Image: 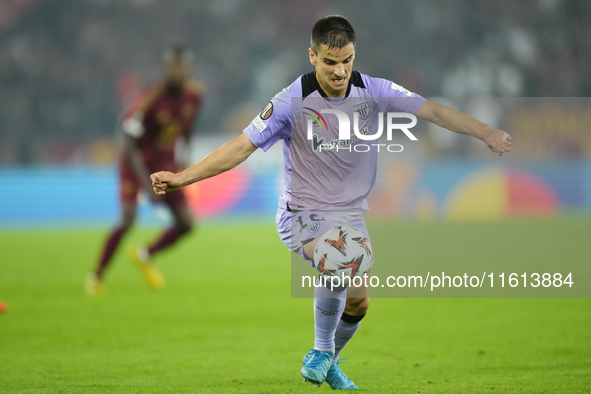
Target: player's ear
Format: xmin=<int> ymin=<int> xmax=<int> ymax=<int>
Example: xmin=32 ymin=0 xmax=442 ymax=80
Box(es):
xmin=309 ymin=48 xmax=317 ymax=66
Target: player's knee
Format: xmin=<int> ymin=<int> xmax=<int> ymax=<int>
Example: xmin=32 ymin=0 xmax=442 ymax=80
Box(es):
xmin=176 ymin=218 xmax=193 ymax=234
xmin=344 ymin=297 xmax=369 ymax=316
xmin=119 ymin=222 xmax=134 ymax=233
xmin=119 ymin=215 xmax=136 ymax=231
xmin=119 ymin=205 xmax=137 ymax=231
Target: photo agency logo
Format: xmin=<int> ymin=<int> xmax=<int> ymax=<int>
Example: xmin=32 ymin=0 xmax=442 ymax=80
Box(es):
xmin=304 ymin=107 xmax=418 ymax=153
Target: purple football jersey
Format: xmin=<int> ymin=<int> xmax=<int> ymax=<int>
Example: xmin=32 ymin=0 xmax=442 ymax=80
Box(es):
xmin=243 ymin=71 xmax=425 ymax=213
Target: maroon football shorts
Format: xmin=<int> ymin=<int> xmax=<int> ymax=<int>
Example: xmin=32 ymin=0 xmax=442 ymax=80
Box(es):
xmin=118 ymin=162 xmax=187 ymax=207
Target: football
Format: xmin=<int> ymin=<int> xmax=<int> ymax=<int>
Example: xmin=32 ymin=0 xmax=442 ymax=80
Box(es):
xmin=314 ymin=226 xmax=373 ymax=279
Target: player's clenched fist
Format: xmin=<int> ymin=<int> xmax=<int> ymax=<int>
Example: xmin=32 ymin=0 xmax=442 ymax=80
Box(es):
xmin=483 ymin=128 xmax=512 ymax=156
xmin=150 ymin=171 xmax=184 ymax=195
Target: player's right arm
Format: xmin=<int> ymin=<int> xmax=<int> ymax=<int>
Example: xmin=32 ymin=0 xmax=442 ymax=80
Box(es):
xmin=152 ymin=78 xmax=297 ymax=195
xmin=151 ymin=133 xmax=257 ymax=195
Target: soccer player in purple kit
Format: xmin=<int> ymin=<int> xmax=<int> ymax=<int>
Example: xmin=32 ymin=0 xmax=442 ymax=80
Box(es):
xmin=150 ymin=16 xmax=512 ymax=390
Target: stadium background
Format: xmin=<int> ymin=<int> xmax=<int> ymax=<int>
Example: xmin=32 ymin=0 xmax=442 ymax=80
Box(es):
xmin=1 ymin=1 xmax=590 ymax=393
xmin=1 ymin=0 xmax=591 ymax=226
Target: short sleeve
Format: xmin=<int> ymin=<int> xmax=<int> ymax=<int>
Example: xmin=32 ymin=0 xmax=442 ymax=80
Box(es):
xmin=121 ymin=88 xmax=150 ymax=139
xmin=361 ymin=74 xmax=426 ymax=115
xmin=243 ymin=78 xmax=301 ymax=152
xmin=122 ymin=114 xmax=144 ymax=138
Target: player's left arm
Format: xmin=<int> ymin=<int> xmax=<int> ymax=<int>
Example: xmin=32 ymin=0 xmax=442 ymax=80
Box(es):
xmin=151 ymin=133 xmax=258 ymax=195
xmin=415 ymin=100 xmax=512 ymax=156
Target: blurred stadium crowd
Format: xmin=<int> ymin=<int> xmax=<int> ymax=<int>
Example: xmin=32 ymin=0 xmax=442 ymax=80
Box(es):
xmin=1 ymin=0 xmax=590 ymax=164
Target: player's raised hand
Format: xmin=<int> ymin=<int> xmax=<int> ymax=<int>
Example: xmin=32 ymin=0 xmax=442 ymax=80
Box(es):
xmin=150 ymin=171 xmax=184 ymax=195
xmin=483 ymin=128 xmax=512 ymax=156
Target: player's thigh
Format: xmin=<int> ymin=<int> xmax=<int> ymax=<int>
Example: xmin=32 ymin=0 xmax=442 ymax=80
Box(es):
xmin=118 ymin=165 xmax=140 ymax=205
xmin=346 ymin=267 xmax=372 ymax=299
xmin=302 ymin=233 xmax=324 ymax=261
xmin=117 ymin=167 xmax=138 ymax=229
xmin=119 ymin=202 xmax=137 ymax=229
xmin=298 ymin=214 xmax=353 ymax=260
xmin=277 ymin=210 xmax=333 ymax=264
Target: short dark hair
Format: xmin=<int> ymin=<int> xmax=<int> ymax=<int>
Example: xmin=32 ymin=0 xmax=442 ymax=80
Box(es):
xmin=310 ymin=15 xmax=356 ymax=53
xmin=163 ymin=46 xmax=194 ymax=64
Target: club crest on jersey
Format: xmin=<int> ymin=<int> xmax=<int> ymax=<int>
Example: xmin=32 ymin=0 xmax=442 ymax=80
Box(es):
xmin=353 ymin=102 xmax=369 ymax=120
xmin=260 ymin=101 xmax=273 ymax=120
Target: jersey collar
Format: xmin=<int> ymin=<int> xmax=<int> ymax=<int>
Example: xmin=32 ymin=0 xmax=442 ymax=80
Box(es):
xmin=313 ymin=71 xmax=354 ymax=99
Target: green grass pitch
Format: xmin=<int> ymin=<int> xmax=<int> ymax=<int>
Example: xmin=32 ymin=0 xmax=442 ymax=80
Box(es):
xmin=0 ymin=217 xmax=590 ymax=393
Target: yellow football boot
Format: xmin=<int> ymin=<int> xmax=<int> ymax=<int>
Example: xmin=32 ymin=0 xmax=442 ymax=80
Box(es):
xmin=130 ymin=246 xmax=165 ymax=290
xmin=85 ymin=273 xmax=107 ymax=297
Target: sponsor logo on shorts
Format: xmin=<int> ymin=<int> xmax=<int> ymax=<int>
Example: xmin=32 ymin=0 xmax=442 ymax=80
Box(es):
xmin=308 ymin=222 xmax=321 ymax=233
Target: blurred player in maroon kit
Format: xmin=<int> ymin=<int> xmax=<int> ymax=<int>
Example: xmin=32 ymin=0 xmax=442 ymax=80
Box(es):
xmin=86 ymin=47 xmax=204 ymax=296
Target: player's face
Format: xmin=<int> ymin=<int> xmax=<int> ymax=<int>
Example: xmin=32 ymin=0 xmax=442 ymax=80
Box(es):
xmin=309 ymin=43 xmax=355 ymax=98
xmin=164 ymin=59 xmax=191 ymax=87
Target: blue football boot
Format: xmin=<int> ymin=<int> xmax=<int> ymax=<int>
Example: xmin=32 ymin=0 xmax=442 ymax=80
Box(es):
xmin=325 ymin=359 xmax=359 ymax=390
xmin=301 ymin=349 xmax=334 ymax=386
